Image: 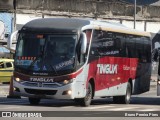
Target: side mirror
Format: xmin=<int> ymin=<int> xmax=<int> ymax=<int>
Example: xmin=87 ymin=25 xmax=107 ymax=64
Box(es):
xmin=81 ymin=32 xmax=87 ymax=54
xmin=7 ymin=30 xmax=18 ymax=49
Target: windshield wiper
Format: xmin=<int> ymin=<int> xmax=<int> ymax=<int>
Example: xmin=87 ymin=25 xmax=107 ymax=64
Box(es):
xmin=48 ymin=63 xmax=59 ymax=76
xmin=27 ymin=55 xmax=42 ymax=71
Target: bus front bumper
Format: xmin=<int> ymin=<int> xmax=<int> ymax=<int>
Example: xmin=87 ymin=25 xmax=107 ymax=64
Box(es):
xmin=13 ymin=80 xmax=77 ymax=99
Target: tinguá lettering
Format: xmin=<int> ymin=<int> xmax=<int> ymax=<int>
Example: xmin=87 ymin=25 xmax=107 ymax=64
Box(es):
xmin=97 ymin=64 xmax=118 ymax=74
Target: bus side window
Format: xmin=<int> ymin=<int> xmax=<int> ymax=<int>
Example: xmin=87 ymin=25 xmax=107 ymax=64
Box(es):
xmin=91 ymin=30 xmax=117 ymax=57
xmin=76 ymin=33 xmax=86 ymax=67
xmin=90 ymin=30 xmax=102 ymax=56
xmin=84 ymin=29 xmax=92 ymax=56
xmin=135 ymin=37 xmax=145 ymax=62
xmin=147 ymin=39 xmax=151 ymax=62
xmin=126 ymin=36 xmax=136 ymax=58
xmin=114 ymin=33 xmax=126 ymax=57
xmin=16 ymin=36 xmax=23 ymax=56
xmin=143 ymin=37 xmax=151 ymax=63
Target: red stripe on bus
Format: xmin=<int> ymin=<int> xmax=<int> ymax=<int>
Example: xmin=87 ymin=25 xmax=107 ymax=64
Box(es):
xmin=87 ymin=56 xmax=138 ymax=91
xmin=14 ymin=68 xmax=83 ymax=82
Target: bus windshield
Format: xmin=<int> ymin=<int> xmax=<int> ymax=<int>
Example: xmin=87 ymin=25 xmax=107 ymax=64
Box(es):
xmin=15 ymin=33 xmax=77 ymax=75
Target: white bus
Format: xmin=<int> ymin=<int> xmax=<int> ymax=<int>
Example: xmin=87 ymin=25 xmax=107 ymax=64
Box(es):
xmin=11 ymin=18 xmax=151 ymax=106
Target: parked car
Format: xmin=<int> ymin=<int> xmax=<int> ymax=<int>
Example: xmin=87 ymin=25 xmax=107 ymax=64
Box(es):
xmin=0 ymin=59 xmax=14 ymax=83
xmin=0 ymin=46 xmax=11 ymax=58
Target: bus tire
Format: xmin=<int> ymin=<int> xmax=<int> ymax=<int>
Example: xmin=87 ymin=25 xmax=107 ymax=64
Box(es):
xmin=123 ymin=82 xmax=132 ymax=104
xmin=113 ymin=82 xmax=131 ymax=104
xmin=77 ymin=82 xmax=92 ymax=107
xmin=82 ymin=82 xmax=92 ymax=106
xmin=28 ymin=97 xmax=40 ymax=105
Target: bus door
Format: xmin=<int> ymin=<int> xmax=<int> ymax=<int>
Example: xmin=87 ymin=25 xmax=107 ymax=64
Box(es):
xmin=88 ymin=30 xmax=107 ymax=94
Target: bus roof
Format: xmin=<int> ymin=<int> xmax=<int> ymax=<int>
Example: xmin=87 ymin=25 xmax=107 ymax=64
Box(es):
xmin=20 ymin=18 xmax=150 ymax=37
xmin=91 ymin=20 xmax=150 ymax=37
xmin=21 ymin=18 xmax=90 ymax=33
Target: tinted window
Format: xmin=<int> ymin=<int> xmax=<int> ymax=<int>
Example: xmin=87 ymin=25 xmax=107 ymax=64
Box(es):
xmin=125 ymin=36 xmax=136 ymax=58
xmin=135 ymin=36 xmax=144 ymax=60
xmin=91 ymin=30 xmax=120 ymax=57
xmin=115 ymin=33 xmax=126 ymax=57
xmin=6 ymin=62 xmax=12 ymax=68
xmin=0 ymin=62 xmax=4 ymax=68
xmin=91 ymin=30 xmax=150 ymax=60
xmin=143 ymin=37 xmax=151 ymax=62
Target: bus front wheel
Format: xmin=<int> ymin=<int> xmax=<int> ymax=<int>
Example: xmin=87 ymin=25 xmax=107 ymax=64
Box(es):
xmin=28 ymin=97 xmax=41 ymax=105
xmin=75 ymin=82 xmax=92 ymax=107
xmin=113 ymin=82 xmax=131 ymax=104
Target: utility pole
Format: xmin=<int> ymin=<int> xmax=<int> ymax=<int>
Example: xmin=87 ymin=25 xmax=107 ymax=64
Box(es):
xmin=13 ymin=0 xmax=16 ymax=31
xmin=134 ymin=0 xmax=136 ymax=29
xmin=42 ymin=0 xmax=44 ymax=18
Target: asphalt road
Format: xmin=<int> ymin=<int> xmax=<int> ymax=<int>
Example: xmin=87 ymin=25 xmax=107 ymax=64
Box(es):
xmin=0 ymin=82 xmax=160 ymax=120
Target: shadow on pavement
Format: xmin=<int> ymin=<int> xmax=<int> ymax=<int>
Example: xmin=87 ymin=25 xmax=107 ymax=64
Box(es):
xmin=0 ymin=96 xmax=160 ymax=107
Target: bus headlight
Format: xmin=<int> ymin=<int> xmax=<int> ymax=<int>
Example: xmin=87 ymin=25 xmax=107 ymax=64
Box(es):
xmin=63 ymin=80 xmax=70 ymax=84
xmin=62 ymin=90 xmax=72 ymax=95
xmin=67 ymin=90 xmax=72 ymax=95
xmin=158 ymin=81 xmax=160 ymax=85
xmin=15 ymin=77 xmax=21 ymax=82
xmin=63 ymin=79 xmax=74 ymax=85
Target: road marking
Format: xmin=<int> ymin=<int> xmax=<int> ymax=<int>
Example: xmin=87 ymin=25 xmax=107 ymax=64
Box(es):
xmin=0 ymin=100 xmax=28 ymax=104
xmin=82 ymin=111 xmax=112 ymax=116
xmin=0 ymin=106 xmax=21 ymax=110
xmin=108 ymin=107 xmax=139 ymax=111
xmin=60 ymin=106 xmax=75 ymax=108
xmin=138 ymin=109 xmax=159 ymax=111
xmin=82 ymin=105 xmax=115 ymax=110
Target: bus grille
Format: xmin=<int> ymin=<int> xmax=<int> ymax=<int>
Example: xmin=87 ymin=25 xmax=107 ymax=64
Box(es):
xmin=22 ymin=82 xmax=61 ymax=88
xmin=43 ymin=83 xmax=60 ymax=88
xmin=23 ymin=82 xmax=38 ymax=87
xmin=24 ymin=88 xmax=57 ymax=95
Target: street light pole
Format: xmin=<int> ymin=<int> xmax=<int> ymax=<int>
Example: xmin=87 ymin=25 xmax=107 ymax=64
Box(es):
xmin=42 ymin=0 xmax=44 ymax=18
xmin=13 ymin=0 xmax=17 ymax=31
xmin=134 ymin=0 xmax=136 ymax=29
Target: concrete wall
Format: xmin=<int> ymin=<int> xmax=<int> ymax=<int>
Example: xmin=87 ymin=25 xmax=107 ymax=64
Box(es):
xmin=0 ymin=0 xmax=14 ymax=11
xmin=15 ymin=0 xmax=160 ymax=20
xmin=15 ymin=0 xmax=160 ymax=34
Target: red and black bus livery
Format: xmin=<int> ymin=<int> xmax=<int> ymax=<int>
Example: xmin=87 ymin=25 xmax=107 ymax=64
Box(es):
xmin=11 ymin=18 xmax=151 ymax=106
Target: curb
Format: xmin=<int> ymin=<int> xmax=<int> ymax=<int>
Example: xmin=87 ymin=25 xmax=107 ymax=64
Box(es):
xmin=0 ymin=85 xmax=9 ymax=97
xmin=0 ymin=85 xmax=21 ymax=98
